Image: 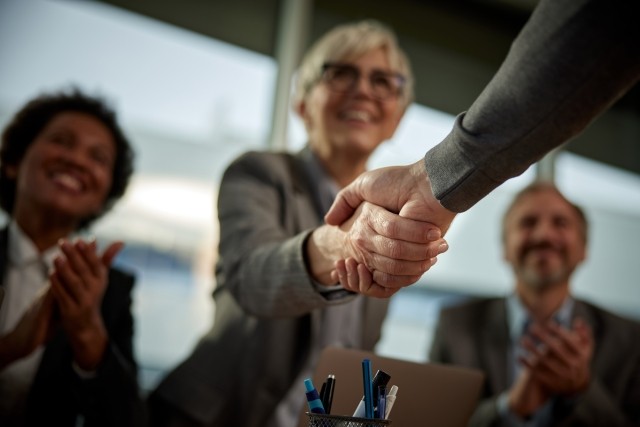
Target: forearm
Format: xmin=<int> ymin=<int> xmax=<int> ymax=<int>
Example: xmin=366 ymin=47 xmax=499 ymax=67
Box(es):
xmin=76 ymin=296 xmax=144 ymax=427
xmin=425 ymin=0 xmax=640 ymax=213
xmin=222 ymin=231 xmax=340 ymax=317
xmin=68 ymin=318 xmax=108 ymax=371
xmin=75 ymin=342 xmax=145 ymax=427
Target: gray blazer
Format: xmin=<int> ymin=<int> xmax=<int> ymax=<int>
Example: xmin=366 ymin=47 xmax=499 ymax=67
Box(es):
xmin=430 ymin=297 xmax=640 ymax=427
xmin=148 ymin=149 xmax=389 ymax=427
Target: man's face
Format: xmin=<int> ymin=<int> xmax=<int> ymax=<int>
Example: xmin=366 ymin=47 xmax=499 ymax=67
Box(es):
xmin=503 ymin=188 xmax=587 ymax=290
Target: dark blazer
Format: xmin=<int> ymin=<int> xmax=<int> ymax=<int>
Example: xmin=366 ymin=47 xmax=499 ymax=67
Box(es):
xmin=148 ymin=149 xmax=389 ymax=427
xmin=430 ymin=297 xmax=640 ymax=427
xmin=0 ymin=228 xmax=146 ymax=427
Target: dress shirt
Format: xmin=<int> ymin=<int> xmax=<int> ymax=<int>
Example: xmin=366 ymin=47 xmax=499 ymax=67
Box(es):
xmin=496 ymin=294 xmax=574 ymax=426
xmin=0 ymin=221 xmax=59 ymax=424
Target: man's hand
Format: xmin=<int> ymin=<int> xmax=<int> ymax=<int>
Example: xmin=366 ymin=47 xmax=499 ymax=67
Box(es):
xmin=50 ymin=239 xmax=123 ymax=370
xmin=307 ymin=201 xmax=448 ymax=295
xmin=325 ymin=160 xmax=457 ymax=234
xmin=324 ymin=160 xmax=456 ymax=295
xmin=520 ymin=318 xmax=593 ymax=396
xmin=508 ymin=367 xmax=550 ymax=418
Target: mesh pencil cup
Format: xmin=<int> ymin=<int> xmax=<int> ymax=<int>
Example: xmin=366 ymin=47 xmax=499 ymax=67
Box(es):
xmin=307 ymin=413 xmax=391 ymax=427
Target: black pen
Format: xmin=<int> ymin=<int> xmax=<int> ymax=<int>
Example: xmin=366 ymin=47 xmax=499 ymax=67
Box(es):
xmin=319 ymin=380 xmax=327 ymax=407
xmin=324 ymin=374 xmax=336 ymax=414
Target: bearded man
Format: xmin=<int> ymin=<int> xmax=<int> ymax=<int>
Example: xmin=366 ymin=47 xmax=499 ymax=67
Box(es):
xmin=429 ymin=182 xmax=640 ymax=427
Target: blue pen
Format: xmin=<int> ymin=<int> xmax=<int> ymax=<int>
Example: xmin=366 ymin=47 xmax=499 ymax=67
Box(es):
xmin=377 ymin=385 xmax=386 ymax=419
xmin=353 ymin=370 xmax=391 ymax=418
xmin=362 ymin=359 xmax=374 ymax=418
xmin=304 ymin=378 xmax=326 ymax=414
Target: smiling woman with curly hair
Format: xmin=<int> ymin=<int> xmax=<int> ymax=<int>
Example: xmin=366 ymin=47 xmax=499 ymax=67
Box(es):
xmin=0 ymin=89 xmax=144 ymax=427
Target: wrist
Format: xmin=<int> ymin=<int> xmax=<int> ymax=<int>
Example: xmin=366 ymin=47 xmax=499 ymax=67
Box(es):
xmin=305 ymin=226 xmax=342 ymax=285
xmin=68 ymin=317 xmax=108 ymax=371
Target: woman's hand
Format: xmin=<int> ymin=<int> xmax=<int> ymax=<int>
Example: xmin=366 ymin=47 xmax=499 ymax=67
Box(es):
xmin=50 ymin=239 xmax=123 ymax=370
xmin=307 ymin=201 xmax=447 ymax=296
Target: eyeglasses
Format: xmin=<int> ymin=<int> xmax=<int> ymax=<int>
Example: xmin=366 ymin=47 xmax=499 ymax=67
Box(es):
xmin=320 ymin=62 xmax=405 ymax=100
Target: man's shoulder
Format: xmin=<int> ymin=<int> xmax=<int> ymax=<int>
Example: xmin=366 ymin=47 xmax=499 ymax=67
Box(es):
xmin=439 ymin=296 xmax=504 ymax=320
xmin=578 ymin=299 xmax=640 ymax=336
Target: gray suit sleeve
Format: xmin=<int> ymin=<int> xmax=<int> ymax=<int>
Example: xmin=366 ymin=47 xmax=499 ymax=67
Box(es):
xmin=216 ymin=152 xmax=353 ymax=317
xmin=424 ymin=0 xmax=640 ymax=212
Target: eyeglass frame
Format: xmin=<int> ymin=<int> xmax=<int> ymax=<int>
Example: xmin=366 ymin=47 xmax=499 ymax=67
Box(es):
xmin=319 ymin=62 xmax=406 ymax=100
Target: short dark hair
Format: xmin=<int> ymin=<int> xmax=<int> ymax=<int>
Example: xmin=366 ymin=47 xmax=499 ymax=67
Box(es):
xmin=501 ymin=181 xmax=589 ymax=244
xmin=0 ymin=89 xmax=135 ymax=229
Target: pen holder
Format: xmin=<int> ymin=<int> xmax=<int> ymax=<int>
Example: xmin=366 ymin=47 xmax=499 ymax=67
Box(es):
xmin=307 ymin=413 xmax=391 ymax=427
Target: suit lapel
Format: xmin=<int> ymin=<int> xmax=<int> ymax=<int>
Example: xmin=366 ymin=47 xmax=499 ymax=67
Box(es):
xmin=480 ymin=299 xmax=510 ymax=393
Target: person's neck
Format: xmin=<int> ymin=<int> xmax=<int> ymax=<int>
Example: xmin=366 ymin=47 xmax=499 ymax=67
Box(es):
xmin=515 ymin=281 xmax=570 ymax=322
xmin=311 ymin=145 xmax=368 ymax=188
xmin=15 ymin=213 xmax=77 ymax=253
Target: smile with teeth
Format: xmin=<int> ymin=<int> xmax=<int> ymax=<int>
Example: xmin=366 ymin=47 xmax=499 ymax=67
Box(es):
xmin=52 ymin=171 xmax=84 ymax=192
xmin=341 ymin=110 xmax=373 ymax=123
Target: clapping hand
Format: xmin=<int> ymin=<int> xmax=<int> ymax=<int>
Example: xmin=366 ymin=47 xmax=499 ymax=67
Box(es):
xmin=50 ymin=238 xmax=124 ymax=370
xmin=520 ymin=318 xmax=593 ymax=396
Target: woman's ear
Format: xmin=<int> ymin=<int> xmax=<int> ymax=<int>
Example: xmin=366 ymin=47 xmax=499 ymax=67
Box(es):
xmin=294 ymin=99 xmax=306 ymax=120
xmin=294 ymin=98 xmax=313 ymax=130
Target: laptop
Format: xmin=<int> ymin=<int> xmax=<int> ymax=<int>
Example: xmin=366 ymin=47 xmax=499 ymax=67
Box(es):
xmin=298 ymin=346 xmax=485 ymax=427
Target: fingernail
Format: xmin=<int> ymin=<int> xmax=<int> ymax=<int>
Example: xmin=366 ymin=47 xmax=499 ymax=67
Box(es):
xmin=430 ymin=257 xmax=438 ymax=266
xmin=438 ymin=242 xmax=449 ymax=253
xmin=427 ymin=229 xmax=441 ymax=240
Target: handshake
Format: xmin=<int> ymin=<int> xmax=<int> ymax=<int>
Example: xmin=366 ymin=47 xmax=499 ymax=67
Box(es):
xmin=317 ymin=161 xmax=457 ymax=299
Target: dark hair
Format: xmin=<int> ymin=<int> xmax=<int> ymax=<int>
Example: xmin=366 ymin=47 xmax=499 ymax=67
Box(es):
xmin=0 ymin=89 xmax=134 ymax=229
xmin=501 ymin=181 xmax=589 ymax=244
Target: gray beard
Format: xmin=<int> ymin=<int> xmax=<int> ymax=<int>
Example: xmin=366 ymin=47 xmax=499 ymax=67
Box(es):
xmin=519 ymin=266 xmax=568 ymax=290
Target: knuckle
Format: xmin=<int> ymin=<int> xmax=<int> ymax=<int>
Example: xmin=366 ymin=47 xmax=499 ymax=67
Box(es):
xmin=377 ymin=216 xmax=396 ymax=237
xmin=385 ymin=240 xmax=405 ymax=260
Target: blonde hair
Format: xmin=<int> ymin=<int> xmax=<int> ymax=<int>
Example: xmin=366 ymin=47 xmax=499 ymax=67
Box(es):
xmin=293 ymin=20 xmax=414 ymax=110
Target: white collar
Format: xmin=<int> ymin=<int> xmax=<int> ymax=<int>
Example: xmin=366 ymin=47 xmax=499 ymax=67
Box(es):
xmin=8 ymin=220 xmax=61 ymax=272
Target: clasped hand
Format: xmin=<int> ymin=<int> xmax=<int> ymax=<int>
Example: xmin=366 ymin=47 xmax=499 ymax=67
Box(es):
xmin=324 ymin=160 xmax=457 ymax=297
xmin=0 ymin=239 xmax=123 ymax=372
xmin=509 ymin=318 xmax=593 ymax=417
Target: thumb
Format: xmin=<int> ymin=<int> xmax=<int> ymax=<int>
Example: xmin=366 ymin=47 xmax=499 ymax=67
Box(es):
xmin=325 ymin=185 xmax=363 ymax=226
xmin=101 ymin=241 xmax=125 ymax=267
